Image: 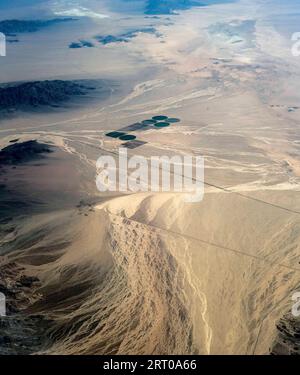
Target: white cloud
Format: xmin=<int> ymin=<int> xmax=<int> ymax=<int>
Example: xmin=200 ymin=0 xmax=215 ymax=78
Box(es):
xmin=54 ymin=6 xmax=109 ymax=19
xmin=51 ymin=1 xmax=109 ymax=19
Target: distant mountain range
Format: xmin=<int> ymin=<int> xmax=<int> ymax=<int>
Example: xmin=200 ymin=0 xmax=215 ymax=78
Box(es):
xmin=0 ymin=140 xmax=52 ymax=166
xmin=0 ymin=80 xmax=95 ymax=111
xmin=94 ymin=27 xmax=157 ymax=45
xmin=145 ymin=0 xmax=201 ymax=14
xmin=142 ymin=0 xmax=235 ymax=15
xmin=0 ymin=18 xmax=75 ymax=35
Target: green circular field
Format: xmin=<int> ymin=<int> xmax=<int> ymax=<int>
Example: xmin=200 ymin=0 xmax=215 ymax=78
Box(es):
xmin=142 ymin=119 xmax=157 ymax=125
xmin=167 ymin=118 xmax=180 ymax=123
xmin=155 ymin=122 xmax=170 ymax=128
xmin=119 ymin=134 xmax=137 ymax=141
xmin=106 ymin=131 xmax=126 ymax=138
xmin=152 ymin=115 xmax=168 ymax=121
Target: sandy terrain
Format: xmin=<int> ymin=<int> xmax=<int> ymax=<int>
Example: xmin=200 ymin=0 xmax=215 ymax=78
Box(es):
xmin=0 ymin=0 xmax=300 ymax=354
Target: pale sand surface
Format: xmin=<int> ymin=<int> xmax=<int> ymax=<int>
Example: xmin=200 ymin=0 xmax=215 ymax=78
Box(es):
xmin=0 ymin=0 xmax=300 ymax=354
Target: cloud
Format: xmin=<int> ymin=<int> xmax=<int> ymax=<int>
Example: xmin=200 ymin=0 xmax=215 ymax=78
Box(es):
xmin=52 ymin=2 xmax=109 ymax=19
xmin=54 ymin=7 xmax=109 ymax=19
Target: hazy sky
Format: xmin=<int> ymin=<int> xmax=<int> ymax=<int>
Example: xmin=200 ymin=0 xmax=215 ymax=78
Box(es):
xmin=1 ymin=0 xmax=299 ymax=20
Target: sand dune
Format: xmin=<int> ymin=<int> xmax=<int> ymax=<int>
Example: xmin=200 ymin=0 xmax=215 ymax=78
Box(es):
xmin=1 ymin=189 xmax=298 ymax=354
xmin=1 ymin=0 xmax=300 ymax=356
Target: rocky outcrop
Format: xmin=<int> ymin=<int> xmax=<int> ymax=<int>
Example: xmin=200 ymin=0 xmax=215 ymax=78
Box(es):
xmin=0 ymin=18 xmax=75 ymax=35
xmin=271 ymin=314 xmax=300 ymax=355
xmin=0 ymin=140 xmax=52 ymax=165
xmin=0 ymin=262 xmax=50 ymax=355
xmin=0 ymin=80 xmax=95 ymax=111
xmin=145 ymin=0 xmax=200 ymax=14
